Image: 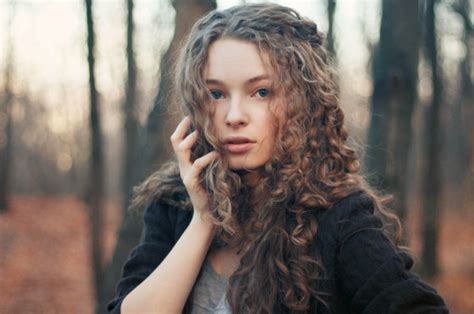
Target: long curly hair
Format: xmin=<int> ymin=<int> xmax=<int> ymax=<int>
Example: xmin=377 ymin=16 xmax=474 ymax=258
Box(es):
xmin=130 ymin=3 xmax=402 ymax=313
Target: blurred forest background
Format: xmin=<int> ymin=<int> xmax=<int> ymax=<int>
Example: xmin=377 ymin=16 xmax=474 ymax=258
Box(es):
xmin=0 ymin=0 xmax=473 ymax=313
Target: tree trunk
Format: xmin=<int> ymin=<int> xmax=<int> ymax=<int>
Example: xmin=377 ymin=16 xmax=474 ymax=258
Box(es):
xmin=366 ymin=0 xmax=420 ymax=239
xmin=144 ymin=0 xmax=217 ymax=174
xmin=85 ymin=0 xmax=105 ymax=310
xmin=456 ymin=0 xmax=474 ymax=207
xmin=0 ymin=2 xmax=15 ymax=212
xmin=97 ymin=0 xmax=142 ymax=312
xmin=122 ymin=0 xmax=139 ymax=218
xmin=326 ymin=0 xmax=336 ymax=59
xmin=0 ymin=77 xmax=13 ymax=213
xmin=99 ymin=1 xmax=216 ymax=311
xmin=420 ymin=0 xmax=442 ymax=279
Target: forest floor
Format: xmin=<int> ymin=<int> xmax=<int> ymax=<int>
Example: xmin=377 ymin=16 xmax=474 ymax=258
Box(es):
xmin=0 ymin=196 xmax=473 ymax=314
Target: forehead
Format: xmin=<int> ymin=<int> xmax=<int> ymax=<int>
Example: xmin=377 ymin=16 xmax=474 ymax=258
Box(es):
xmin=205 ymin=38 xmax=271 ymax=81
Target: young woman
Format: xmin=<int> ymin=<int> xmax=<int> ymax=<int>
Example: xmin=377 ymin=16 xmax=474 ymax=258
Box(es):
xmin=108 ymin=3 xmax=448 ymax=313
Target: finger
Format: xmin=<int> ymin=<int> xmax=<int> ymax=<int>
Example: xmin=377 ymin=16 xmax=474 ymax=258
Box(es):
xmin=170 ymin=116 xmax=191 ymax=149
xmin=176 ymin=130 xmax=199 ymax=167
xmin=179 ymin=130 xmax=199 ymax=152
xmin=188 ymin=151 xmax=219 ymax=181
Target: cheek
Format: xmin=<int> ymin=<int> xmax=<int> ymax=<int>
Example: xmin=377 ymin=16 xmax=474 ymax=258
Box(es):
xmin=261 ymin=118 xmax=280 ymax=154
xmin=211 ymin=107 xmax=224 ymax=126
xmin=268 ymin=99 xmax=287 ymax=127
xmin=267 ymin=109 xmax=286 ymax=140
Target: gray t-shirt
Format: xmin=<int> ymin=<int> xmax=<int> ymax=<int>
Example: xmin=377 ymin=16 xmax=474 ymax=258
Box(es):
xmin=189 ymin=255 xmax=232 ymax=313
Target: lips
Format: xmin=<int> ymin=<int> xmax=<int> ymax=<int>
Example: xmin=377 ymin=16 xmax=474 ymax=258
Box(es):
xmin=224 ymin=136 xmax=256 ymax=153
xmin=224 ymin=136 xmax=254 ymax=144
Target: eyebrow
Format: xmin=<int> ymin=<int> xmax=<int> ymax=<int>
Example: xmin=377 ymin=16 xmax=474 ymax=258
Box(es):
xmin=205 ymin=74 xmax=271 ymax=86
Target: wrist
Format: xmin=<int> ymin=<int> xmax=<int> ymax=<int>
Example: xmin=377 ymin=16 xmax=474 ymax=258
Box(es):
xmin=190 ymin=212 xmax=215 ymax=234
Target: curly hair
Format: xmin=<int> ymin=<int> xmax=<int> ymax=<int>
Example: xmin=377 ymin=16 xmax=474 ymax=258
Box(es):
xmin=130 ymin=3 xmax=402 ymax=313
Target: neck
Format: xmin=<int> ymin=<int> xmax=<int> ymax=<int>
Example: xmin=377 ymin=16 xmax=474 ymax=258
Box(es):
xmin=236 ymin=169 xmax=262 ymax=188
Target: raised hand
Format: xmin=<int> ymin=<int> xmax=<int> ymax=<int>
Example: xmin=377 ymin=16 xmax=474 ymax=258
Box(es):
xmin=170 ymin=116 xmax=219 ymax=222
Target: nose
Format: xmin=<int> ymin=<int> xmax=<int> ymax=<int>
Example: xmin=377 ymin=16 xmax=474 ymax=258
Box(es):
xmin=225 ymin=95 xmax=248 ymax=128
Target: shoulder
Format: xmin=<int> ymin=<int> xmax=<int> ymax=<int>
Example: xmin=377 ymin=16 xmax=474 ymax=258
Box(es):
xmin=143 ymin=186 xmax=191 ymax=230
xmin=318 ymin=190 xmax=381 ymax=242
xmin=142 ymin=183 xmax=193 ymax=243
xmin=321 ymin=193 xmax=449 ymax=313
xmin=326 ymin=190 xmax=375 ymax=218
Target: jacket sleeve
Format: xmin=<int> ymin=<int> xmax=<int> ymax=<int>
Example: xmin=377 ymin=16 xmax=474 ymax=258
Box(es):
xmin=334 ymin=193 xmax=449 ymax=313
xmin=107 ymin=200 xmax=176 ymax=314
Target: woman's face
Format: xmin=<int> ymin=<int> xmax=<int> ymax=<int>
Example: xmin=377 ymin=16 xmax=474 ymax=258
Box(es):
xmin=204 ymin=38 xmax=283 ymax=170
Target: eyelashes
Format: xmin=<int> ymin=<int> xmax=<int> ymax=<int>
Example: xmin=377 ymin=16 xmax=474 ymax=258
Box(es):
xmin=255 ymin=88 xmax=270 ymax=98
xmin=209 ymin=88 xmax=271 ymax=100
xmin=210 ymin=90 xmax=225 ymax=100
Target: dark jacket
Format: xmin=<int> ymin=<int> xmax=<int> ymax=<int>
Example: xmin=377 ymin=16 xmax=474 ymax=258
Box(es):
xmin=107 ymin=191 xmax=449 ymax=313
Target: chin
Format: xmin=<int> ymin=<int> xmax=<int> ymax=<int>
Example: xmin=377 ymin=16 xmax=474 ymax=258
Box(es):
xmin=227 ymin=157 xmax=266 ymax=171
xmin=229 ymin=163 xmax=256 ymax=170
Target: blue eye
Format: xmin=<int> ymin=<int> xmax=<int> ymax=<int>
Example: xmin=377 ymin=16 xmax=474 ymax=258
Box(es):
xmin=210 ymin=90 xmax=224 ymax=100
xmin=255 ymin=88 xmax=269 ymax=98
